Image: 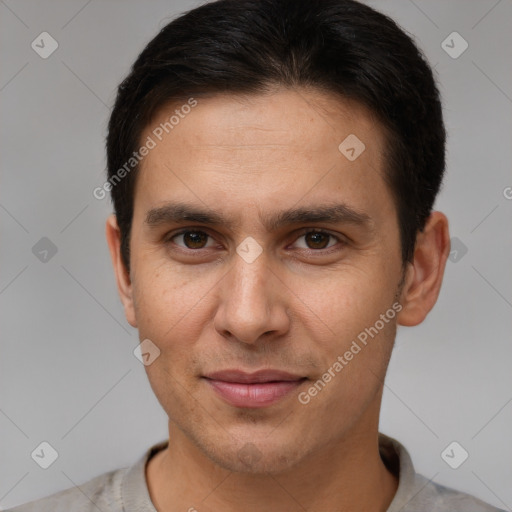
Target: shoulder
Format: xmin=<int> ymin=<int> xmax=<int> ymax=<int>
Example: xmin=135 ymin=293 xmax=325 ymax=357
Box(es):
xmin=5 ymin=440 xmax=166 ymax=512
xmin=379 ymin=433 xmax=506 ymax=512
xmin=403 ymin=472 xmax=507 ymax=512
xmin=5 ymin=467 xmax=126 ymax=512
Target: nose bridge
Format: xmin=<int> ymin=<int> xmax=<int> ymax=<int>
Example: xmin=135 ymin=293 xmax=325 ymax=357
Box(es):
xmin=214 ymin=243 xmax=288 ymax=344
xmin=229 ymin=248 xmax=271 ymax=316
xmin=229 ymin=231 xmax=269 ymax=297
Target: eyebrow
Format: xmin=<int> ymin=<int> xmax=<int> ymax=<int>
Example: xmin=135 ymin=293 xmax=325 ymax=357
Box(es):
xmin=144 ymin=201 xmax=372 ymax=232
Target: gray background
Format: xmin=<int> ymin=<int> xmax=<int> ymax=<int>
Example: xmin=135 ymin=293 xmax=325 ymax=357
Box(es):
xmin=1 ymin=0 xmax=511 ymax=509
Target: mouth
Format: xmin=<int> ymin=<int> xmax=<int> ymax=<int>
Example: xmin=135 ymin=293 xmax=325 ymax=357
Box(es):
xmin=202 ymin=369 xmax=308 ymax=408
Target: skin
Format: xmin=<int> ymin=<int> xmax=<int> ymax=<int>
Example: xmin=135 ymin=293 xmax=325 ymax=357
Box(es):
xmin=106 ymin=86 xmax=450 ymax=512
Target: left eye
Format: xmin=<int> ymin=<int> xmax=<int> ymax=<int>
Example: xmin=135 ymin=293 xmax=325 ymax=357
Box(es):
xmin=292 ymin=230 xmax=340 ymax=250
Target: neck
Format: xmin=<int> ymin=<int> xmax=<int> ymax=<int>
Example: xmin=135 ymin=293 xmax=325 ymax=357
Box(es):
xmin=146 ymin=409 xmax=398 ymax=512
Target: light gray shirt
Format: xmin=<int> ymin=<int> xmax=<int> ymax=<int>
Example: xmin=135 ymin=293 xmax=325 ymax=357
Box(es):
xmin=7 ymin=433 xmax=505 ymax=511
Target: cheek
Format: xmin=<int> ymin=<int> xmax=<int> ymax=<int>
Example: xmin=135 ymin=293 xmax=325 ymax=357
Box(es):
xmin=299 ymin=314 xmax=396 ymax=424
xmin=131 ymin=256 xmax=209 ymax=336
xmin=294 ymin=269 xmax=399 ymax=401
xmin=131 ymin=264 xmax=211 ymax=416
xmin=293 ymin=267 xmax=394 ymax=339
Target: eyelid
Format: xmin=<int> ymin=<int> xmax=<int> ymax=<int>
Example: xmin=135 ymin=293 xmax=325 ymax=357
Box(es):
xmin=292 ymin=227 xmax=341 ymax=239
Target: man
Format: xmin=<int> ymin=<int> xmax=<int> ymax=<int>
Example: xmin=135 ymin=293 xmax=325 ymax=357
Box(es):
xmin=9 ymin=0 xmax=505 ymax=510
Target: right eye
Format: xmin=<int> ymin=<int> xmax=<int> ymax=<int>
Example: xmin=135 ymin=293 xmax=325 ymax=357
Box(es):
xmin=166 ymin=229 xmax=217 ymax=250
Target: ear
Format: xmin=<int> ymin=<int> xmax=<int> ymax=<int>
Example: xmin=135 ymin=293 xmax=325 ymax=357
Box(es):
xmin=397 ymin=211 xmax=450 ymax=327
xmin=105 ymin=214 xmax=137 ymax=328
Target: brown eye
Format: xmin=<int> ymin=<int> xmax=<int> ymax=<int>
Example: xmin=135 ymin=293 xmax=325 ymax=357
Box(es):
xmin=304 ymin=231 xmax=331 ymax=249
xmin=293 ymin=230 xmax=339 ymax=251
xmin=171 ymin=230 xmax=213 ymax=249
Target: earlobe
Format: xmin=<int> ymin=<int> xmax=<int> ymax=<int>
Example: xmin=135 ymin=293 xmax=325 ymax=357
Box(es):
xmin=105 ymin=214 xmax=137 ymax=328
xmin=397 ymin=211 xmax=450 ymax=327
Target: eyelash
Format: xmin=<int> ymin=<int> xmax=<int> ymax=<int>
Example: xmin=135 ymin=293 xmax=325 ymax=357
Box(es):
xmin=165 ymin=228 xmax=344 ymax=254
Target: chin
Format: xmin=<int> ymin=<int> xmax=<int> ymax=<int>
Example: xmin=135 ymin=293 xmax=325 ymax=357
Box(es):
xmin=202 ymin=436 xmax=309 ymax=475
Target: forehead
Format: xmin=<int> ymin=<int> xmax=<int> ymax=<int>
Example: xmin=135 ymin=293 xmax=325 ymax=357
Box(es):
xmin=133 ymin=87 xmax=392 ymax=228
xmin=145 ymin=87 xmax=383 ymax=152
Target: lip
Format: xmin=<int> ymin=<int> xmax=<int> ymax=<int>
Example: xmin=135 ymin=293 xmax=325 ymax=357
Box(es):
xmin=203 ymin=369 xmax=307 ymax=408
xmin=204 ymin=369 xmax=305 ymax=383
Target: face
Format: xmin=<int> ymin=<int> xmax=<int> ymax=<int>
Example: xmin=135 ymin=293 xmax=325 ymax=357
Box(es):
xmin=115 ymin=87 xmax=407 ymax=474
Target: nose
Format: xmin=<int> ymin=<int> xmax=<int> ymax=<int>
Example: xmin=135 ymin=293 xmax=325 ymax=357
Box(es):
xmin=213 ymin=247 xmax=291 ymax=345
